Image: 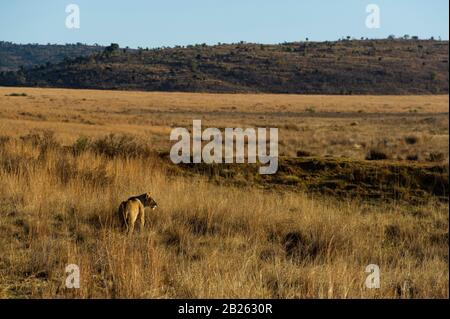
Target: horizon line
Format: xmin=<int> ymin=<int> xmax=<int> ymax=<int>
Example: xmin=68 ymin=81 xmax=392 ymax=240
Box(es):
xmin=1 ymin=35 xmax=449 ymax=50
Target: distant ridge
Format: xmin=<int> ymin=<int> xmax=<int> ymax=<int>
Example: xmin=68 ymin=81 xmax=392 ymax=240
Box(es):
xmin=0 ymin=42 xmax=106 ymax=72
xmin=0 ymin=39 xmax=448 ymax=94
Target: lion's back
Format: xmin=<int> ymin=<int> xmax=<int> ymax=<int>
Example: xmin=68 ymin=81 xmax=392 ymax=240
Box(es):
xmin=119 ymin=198 xmax=142 ymax=218
xmin=127 ymin=199 xmax=142 ymax=211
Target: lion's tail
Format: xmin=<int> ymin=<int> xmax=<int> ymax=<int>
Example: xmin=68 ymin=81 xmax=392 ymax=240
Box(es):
xmin=118 ymin=201 xmax=129 ymax=228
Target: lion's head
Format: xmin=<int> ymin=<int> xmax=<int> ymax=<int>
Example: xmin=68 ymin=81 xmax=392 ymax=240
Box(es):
xmin=144 ymin=193 xmax=158 ymax=210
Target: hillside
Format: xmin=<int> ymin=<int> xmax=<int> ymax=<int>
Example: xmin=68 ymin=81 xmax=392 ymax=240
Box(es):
xmin=0 ymin=39 xmax=448 ymax=94
xmin=0 ymin=42 xmax=105 ymax=72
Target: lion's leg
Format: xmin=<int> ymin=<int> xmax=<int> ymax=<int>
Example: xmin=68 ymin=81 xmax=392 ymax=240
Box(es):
xmin=128 ymin=216 xmax=135 ymax=235
xmin=123 ymin=215 xmax=129 ymax=234
xmin=119 ymin=203 xmax=128 ymax=232
xmin=127 ymin=209 xmax=138 ymax=235
xmin=139 ymin=203 xmax=145 ymax=232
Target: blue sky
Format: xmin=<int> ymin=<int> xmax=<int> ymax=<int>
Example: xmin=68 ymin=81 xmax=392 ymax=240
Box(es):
xmin=0 ymin=0 xmax=448 ymax=48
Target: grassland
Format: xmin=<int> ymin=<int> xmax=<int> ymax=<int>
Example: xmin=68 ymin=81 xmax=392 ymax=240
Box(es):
xmin=0 ymin=87 xmax=448 ymax=298
xmin=0 ymin=88 xmax=448 ymax=161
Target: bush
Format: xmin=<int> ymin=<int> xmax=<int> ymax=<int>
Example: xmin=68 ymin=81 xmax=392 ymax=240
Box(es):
xmin=296 ymin=150 xmax=312 ymax=157
xmin=365 ymin=148 xmax=389 ymax=161
xmin=71 ymin=136 xmax=91 ymax=156
xmin=0 ymin=136 xmax=11 ymax=148
xmin=406 ymin=154 xmax=419 ymax=161
xmin=282 ymin=231 xmax=326 ymax=261
xmin=283 ymin=124 xmax=299 ymax=131
xmin=428 ymin=152 xmax=445 ymax=162
xmin=384 ymin=224 xmax=402 ymax=243
xmin=404 ymin=136 xmax=419 ymax=145
xmin=20 ymin=130 xmax=60 ymax=154
xmin=6 ymin=92 xmax=27 ymax=97
xmin=91 ymin=134 xmax=153 ymax=158
xmin=304 ymin=106 xmax=316 ymax=113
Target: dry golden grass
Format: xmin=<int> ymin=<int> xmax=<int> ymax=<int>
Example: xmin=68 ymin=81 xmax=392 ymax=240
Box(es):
xmin=0 ymin=87 xmax=448 ymax=161
xmin=0 ymin=87 xmax=448 ymax=298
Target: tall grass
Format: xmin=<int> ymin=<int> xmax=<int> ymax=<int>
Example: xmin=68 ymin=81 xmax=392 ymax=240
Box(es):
xmin=0 ymin=135 xmax=448 ymax=298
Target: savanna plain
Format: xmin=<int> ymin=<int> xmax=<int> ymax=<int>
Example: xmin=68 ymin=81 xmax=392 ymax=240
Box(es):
xmin=0 ymin=87 xmax=448 ymax=298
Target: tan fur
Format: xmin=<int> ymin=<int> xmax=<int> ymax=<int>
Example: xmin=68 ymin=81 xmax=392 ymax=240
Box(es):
xmin=118 ymin=192 xmax=158 ymax=234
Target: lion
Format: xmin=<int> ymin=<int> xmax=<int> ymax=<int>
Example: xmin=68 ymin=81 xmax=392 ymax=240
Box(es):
xmin=118 ymin=192 xmax=158 ymax=234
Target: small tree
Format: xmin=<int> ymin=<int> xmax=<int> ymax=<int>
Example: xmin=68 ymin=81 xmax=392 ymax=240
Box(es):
xmin=103 ymin=43 xmax=120 ymax=57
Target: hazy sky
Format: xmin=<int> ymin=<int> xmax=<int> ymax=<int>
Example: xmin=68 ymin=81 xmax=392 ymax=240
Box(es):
xmin=0 ymin=0 xmax=448 ymax=48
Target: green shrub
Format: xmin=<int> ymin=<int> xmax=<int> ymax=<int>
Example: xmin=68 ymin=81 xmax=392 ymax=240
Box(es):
xmin=91 ymin=134 xmax=153 ymax=158
xmin=304 ymin=106 xmax=316 ymax=113
xmin=406 ymin=154 xmax=419 ymax=161
xmin=296 ymin=150 xmax=312 ymax=157
xmin=20 ymin=130 xmax=59 ymax=153
xmin=6 ymin=92 xmax=27 ymax=97
xmin=404 ymin=136 xmax=419 ymax=145
xmin=71 ymin=136 xmax=91 ymax=155
xmin=428 ymin=152 xmax=445 ymax=162
xmin=365 ymin=148 xmax=389 ymax=161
